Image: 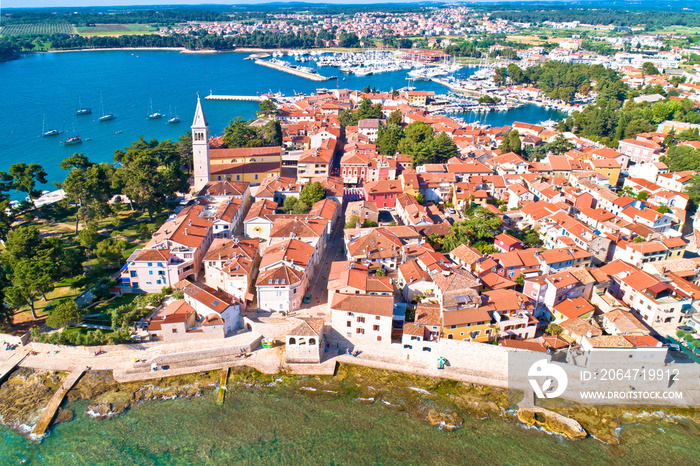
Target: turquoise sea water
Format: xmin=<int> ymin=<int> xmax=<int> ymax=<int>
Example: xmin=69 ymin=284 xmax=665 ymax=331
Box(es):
xmin=0 ymin=50 xmax=566 ymax=196
xmin=2 ymin=387 xmax=700 ymax=465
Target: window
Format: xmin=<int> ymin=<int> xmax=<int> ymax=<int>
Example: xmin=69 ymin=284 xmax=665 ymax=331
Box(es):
xmin=373 ymin=325 xmax=380 ymax=331
xmin=254 ymin=174 xmax=259 ymax=181
xmin=357 ymin=317 xmax=365 ymax=323
xmin=130 ymin=271 xmax=137 ymax=278
xmin=377 ymin=336 xmax=381 ymax=341
xmin=172 ymin=329 xmax=177 ymax=333
xmin=375 ymin=316 xmax=380 ymax=320
xmin=423 ymin=347 xmax=431 ymax=352
xmin=236 ymin=175 xmax=241 ymax=181
xmin=147 ymin=263 xmax=153 ymax=267
xmin=356 ymin=328 xmax=365 ymax=334
xmin=289 ymin=338 xmax=296 ymax=345
xmin=347 ymin=321 xmax=351 ymax=327
xmin=149 ymin=271 xmax=154 ymax=275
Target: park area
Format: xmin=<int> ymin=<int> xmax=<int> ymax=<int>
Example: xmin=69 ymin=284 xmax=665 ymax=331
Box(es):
xmin=3 ymin=200 xmax=174 ymax=345
xmin=75 ymin=24 xmax=159 ymax=36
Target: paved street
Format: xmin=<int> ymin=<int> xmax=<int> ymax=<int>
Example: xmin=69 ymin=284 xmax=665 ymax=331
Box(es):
xmin=297 ymin=214 xmax=347 ymax=320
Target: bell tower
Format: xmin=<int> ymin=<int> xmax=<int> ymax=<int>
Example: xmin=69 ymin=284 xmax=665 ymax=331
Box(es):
xmin=191 ymin=94 xmax=210 ymax=192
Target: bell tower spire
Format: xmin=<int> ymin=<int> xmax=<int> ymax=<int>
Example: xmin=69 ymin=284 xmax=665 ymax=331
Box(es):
xmin=191 ymin=93 xmax=210 ymax=193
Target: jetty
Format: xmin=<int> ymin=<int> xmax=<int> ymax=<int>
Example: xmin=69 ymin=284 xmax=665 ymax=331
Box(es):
xmin=205 ymin=95 xmax=267 ymax=102
xmin=0 ymin=349 xmax=31 ymax=384
xmin=31 ymin=367 xmax=85 ymax=439
xmin=216 ymin=366 xmax=230 ymax=405
xmin=254 ymin=59 xmax=335 ymax=82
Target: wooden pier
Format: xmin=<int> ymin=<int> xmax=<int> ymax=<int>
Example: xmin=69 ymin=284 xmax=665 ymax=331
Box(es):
xmin=216 ymin=366 xmax=230 ymax=405
xmin=254 ymin=59 xmax=335 ymax=82
xmin=31 ymin=367 xmax=85 ymax=439
xmin=205 ymin=95 xmax=266 ymax=102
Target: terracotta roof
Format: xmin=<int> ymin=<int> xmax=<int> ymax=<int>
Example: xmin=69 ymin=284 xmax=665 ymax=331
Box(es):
xmin=442 ymin=307 xmax=492 ymax=326
xmin=554 ymin=298 xmax=595 ymax=320
xmin=197 ymin=180 xmax=249 ymax=198
xmin=415 ymin=303 xmax=441 ymax=327
xmin=256 ymin=264 xmax=305 ymax=287
xmin=288 ymin=318 xmax=324 ymax=337
xmin=174 ymin=280 xmax=236 ymax=314
xmin=330 ymin=293 xmax=394 ymax=317
xmin=209 ymin=146 xmax=282 ymax=159
xmin=147 ymin=300 xmax=194 ymax=332
xmin=403 ymin=322 xmax=428 ymax=339
xmin=260 ymin=238 xmax=315 ymax=271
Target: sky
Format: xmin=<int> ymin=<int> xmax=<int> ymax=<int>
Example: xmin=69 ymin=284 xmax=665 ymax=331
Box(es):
xmin=4 ymin=0 xmax=440 ymax=7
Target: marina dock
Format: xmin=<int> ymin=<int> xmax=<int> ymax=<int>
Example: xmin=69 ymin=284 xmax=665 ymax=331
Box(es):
xmin=254 ymin=59 xmax=335 ymax=82
xmin=205 ymin=95 xmax=267 ymax=102
xmin=31 ymin=367 xmax=85 ymax=439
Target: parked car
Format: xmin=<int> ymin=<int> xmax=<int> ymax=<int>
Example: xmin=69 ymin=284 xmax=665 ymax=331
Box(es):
xmin=677 ymin=325 xmax=696 ymax=334
xmin=667 ymin=344 xmax=681 ymax=352
xmin=302 ymin=293 xmax=312 ymax=304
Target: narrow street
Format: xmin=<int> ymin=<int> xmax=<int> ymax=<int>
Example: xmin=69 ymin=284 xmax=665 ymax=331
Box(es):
xmin=297 ymin=212 xmax=347 ymax=320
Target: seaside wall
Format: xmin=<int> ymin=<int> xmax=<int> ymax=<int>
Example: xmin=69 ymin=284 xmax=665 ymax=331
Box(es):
xmin=0 ymin=332 xmax=31 ymax=347
xmin=151 ymin=337 xmax=262 ymax=366
xmin=400 ymin=338 xmax=514 ymax=381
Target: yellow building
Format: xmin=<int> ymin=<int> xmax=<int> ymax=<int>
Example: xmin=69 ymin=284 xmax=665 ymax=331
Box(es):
xmin=209 ymin=146 xmax=282 ymax=184
xmin=191 ymin=95 xmax=281 ymax=191
xmin=590 ymin=158 xmax=621 ymax=186
xmin=441 ymin=307 xmax=495 ymax=343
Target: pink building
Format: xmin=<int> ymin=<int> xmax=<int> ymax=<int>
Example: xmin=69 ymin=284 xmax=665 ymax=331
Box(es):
xmin=362 ymin=179 xmax=403 ymax=209
xmin=618 ymin=138 xmax=663 ymax=164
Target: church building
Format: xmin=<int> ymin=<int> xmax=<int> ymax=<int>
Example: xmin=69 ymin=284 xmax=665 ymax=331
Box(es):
xmin=192 ymin=96 xmax=282 ymax=192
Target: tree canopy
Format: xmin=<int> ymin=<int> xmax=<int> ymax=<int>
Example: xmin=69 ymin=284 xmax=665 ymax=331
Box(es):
xmin=438 ymin=207 xmax=503 ymax=252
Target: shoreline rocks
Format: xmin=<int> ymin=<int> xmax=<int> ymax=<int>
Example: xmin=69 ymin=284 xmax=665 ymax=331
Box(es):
xmin=0 ymin=364 xmax=697 ymax=446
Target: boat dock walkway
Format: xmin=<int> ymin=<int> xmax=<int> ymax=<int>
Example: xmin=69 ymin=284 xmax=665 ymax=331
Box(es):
xmin=216 ymin=366 xmax=230 ymax=405
xmin=205 ymin=95 xmax=266 ymax=102
xmin=0 ymin=349 xmax=31 ymax=384
xmin=254 ymin=59 xmax=335 ymax=82
xmin=31 ymin=367 xmax=86 ymax=439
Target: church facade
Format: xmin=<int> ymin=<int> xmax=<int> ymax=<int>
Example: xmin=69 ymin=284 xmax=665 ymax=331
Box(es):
xmin=192 ymin=96 xmax=282 ymax=192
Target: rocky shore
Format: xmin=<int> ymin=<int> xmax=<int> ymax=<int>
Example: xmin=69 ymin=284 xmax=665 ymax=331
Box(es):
xmin=0 ymin=364 xmax=698 ymax=446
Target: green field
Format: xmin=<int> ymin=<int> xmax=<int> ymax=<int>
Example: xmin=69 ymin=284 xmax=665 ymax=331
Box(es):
xmin=76 ymin=23 xmax=159 ymax=36
xmin=0 ymin=22 xmax=73 ymax=36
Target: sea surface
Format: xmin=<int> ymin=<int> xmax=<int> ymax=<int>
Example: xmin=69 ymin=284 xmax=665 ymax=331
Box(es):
xmin=0 ymin=50 xmax=566 ymax=197
xmin=1 ymin=388 xmax=700 ymax=465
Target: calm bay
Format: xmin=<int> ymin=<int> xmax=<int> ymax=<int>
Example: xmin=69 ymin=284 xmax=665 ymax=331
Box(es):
xmin=0 ymin=50 xmax=566 ymax=195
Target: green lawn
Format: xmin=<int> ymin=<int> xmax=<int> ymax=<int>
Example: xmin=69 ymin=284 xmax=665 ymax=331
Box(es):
xmin=64 ymin=326 xmax=116 ymax=338
xmin=76 ymin=23 xmax=159 ymax=36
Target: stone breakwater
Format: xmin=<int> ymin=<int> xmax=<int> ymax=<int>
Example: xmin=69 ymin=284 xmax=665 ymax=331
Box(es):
xmin=254 ymin=59 xmax=335 ymax=82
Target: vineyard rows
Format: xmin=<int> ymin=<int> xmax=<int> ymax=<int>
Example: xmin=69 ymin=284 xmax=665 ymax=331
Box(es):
xmin=0 ymin=23 xmax=73 ymax=36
